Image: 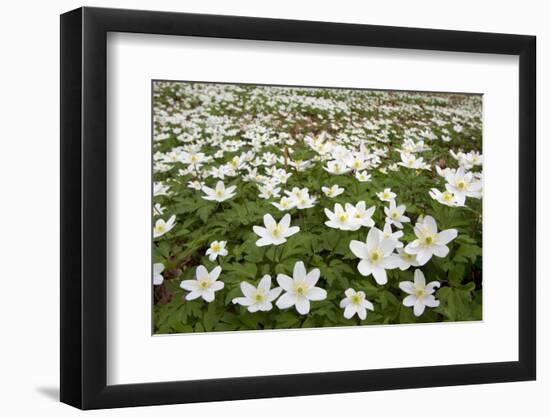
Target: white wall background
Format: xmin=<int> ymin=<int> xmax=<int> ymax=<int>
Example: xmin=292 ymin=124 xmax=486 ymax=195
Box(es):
xmin=0 ymin=0 xmax=545 ymax=415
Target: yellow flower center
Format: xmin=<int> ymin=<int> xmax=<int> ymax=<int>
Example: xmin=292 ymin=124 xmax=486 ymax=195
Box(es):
xmin=383 ymin=192 xmax=390 ymax=199
xmin=339 ymin=213 xmax=348 ymax=222
xmin=212 ymin=243 xmax=221 ymax=252
xmin=254 ymin=292 xmax=265 ymax=302
xmin=413 ymin=287 xmax=426 ymax=298
xmin=190 ymin=155 xmax=198 ymax=163
xmin=457 ymin=181 xmax=467 ymax=190
xmin=391 ymin=211 xmax=399 ymax=219
xmin=216 ymin=190 xmax=224 ymax=197
xmin=442 ymin=192 xmax=454 ymax=202
xmin=294 ymin=283 xmax=307 ymax=295
xmin=424 ymin=235 xmax=434 ymax=245
xmin=351 ymin=294 xmax=363 ymax=305
xmin=270 ymin=225 xmax=282 ymax=237
xmin=155 ymin=223 xmax=166 ymax=234
xmin=198 ymin=279 xmax=211 ymax=289
xmin=370 ymin=249 xmax=382 ymax=262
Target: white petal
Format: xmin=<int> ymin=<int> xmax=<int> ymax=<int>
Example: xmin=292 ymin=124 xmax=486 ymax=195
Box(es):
xmin=438 ymin=229 xmax=458 ymax=245
xmin=415 ymin=249 xmax=432 ymax=265
xmin=295 ymin=297 xmax=311 ymax=315
xmin=210 ymin=265 xmax=222 ymax=281
xmin=414 ymin=269 xmax=426 ymax=286
xmin=180 ymin=280 xmax=199 ymax=291
xmin=276 ymin=274 xmax=294 ymax=292
xmin=263 ymin=214 xmax=276 ymax=228
xmin=433 ymin=245 xmax=450 ymax=258
xmin=307 ymin=287 xmax=327 ymax=301
xmin=276 ymin=293 xmax=296 ymax=309
xmin=371 ymin=267 xmax=388 ymax=285
xmin=423 ymin=294 xmax=440 ymax=307
xmin=240 ymin=281 xmax=256 ymax=297
xmin=196 ymin=265 xmax=209 ymax=279
xmin=293 ymin=261 xmax=307 ymax=280
xmin=413 ymin=299 xmax=426 ymax=316
xmin=357 ymin=259 xmax=373 ymax=276
xmin=399 ymin=281 xmax=414 ymax=294
xmin=403 ymin=294 xmax=417 ymax=307
xmin=258 ymin=275 xmax=272 ymax=291
xmin=349 ymin=240 xmax=368 ymax=259
xmin=280 ymin=213 xmax=291 ymax=229
xmin=305 ymin=268 xmax=321 ymax=287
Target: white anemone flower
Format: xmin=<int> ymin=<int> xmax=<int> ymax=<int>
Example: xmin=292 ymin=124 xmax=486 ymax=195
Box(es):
xmin=355 ymin=171 xmax=372 ymax=182
xmin=276 ymin=261 xmax=327 ymax=315
xmin=187 ymin=180 xmax=204 ymax=190
xmin=180 ymin=265 xmax=224 ymax=302
xmin=258 ymin=184 xmax=281 ymax=200
xmin=232 ymin=275 xmax=283 ymax=312
xmin=324 ymin=160 xmax=351 ymax=175
xmin=294 ymin=194 xmax=317 ymax=209
xmin=384 ymin=200 xmax=410 ymax=229
xmin=253 ymin=214 xmax=300 ymax=247
xmin=429 ymin=188 xmax=462 ymax=207
xmin=399 ymin=269 xmax=440 ymax=316
xmin=271 ymin=196 xmax=296 ymax=211
xmin=324 ymin=203 xmax=360 ymax=231
xmin=376 ymin=188 xmax=396 ymax=202
xmin=205 ymin=240 xmax=228 ymax=261
xmin=345 ymin=201 xmax=376 ymax=228
xmin=349 ymin=227 xmax=400 ymax=285
xmin=397 ymin=248 xmax=420 ymax=270
xmin=153 ymin=263 xmax=165 ymax=285
xmin=340 ymin=288 xmax=374 ymax=320
xmin=380 ymin=222 xmax=404 ymax=249
xmin=444 ymin=166 xmax=482 ymax=205
xmin=201 ymin=181 xmax=237 ymax=202
xmin=405 ymin=215 xmax=458 ymax=265
xmin=153 ymin=215 xmax=176 ymax=238
xmin=322 ymin=184 xmax=345 ymax=198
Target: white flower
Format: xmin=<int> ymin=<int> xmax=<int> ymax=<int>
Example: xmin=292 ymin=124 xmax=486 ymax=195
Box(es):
xmin=324 ymin=203 xmax=360 ymax=231
xmin=276 ymin=261 xmax=327 ymax=314
xmin=384 ymin=200 xmax=410 ymax=229
xmin=153 ymin=215 xmax=176 ymax=238
xmin=405 ymin=215 xmax=458 ymax=265
xmin=201 ymin=181 xmax=237 ymax=202
xmin=180 ymin=265 xmax=224 ymax=302
xmin=396 ymin=248 xmax=420 ymax=270
xmin=153 ymin=263 xmax=165 ymax=285
xmin=253 ymin=213 xmax=300 ymax=247
xmin=444 ymin=166 xmax=482 ymax=205
xmin=294 ymin=194 xmax=317 ymax=209
xmin=345 ymin=201 xmax=376 ymax=228
xmin=380 ymin=222 xmax=404 ymax=249
xmin=322 ymin=184 xmax=345 ymax=198
xmin=429 ymin=188 xmax=462 ymax=207
xmin=187 ymin=180 xmax=204 ymax=190
xmin=349 ymin=227 xmax=400 ymax=285
xmin=324 ymin=160 xmax=351 ymax=175
xmin=272 ymin=196 xmax=296 ymax=211
xmin=340 ymin=288 xmax=374 ymax=320
xmin=154 ymin=182 xmax=170 ymax=196
xmin=232 ymin=275 xmax=283 ymax=312
xmin=258 ymin=184 xmax=281 ymax=200
xmin=355 ymin=171 xmax=372 ymax=182
xmin=399 ymin=269 xmax=440 ymax=316
xmin=376 ymin=188 xmax=396 ymax=202
xmin=205 ymin=240 xmax=228 ymax=261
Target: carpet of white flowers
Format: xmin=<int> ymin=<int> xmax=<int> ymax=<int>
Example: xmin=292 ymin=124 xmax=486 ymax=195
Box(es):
xmin=152 ymin=81 xmax=483 ymax=333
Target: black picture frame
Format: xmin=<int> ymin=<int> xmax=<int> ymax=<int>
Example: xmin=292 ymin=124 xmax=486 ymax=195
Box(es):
xmin=60 ymin=6 xmax=536 ymax=410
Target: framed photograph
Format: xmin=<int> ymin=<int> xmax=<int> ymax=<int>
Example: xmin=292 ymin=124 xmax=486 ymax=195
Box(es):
xmin=60 ymin=6 xmax=536 ymax=409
